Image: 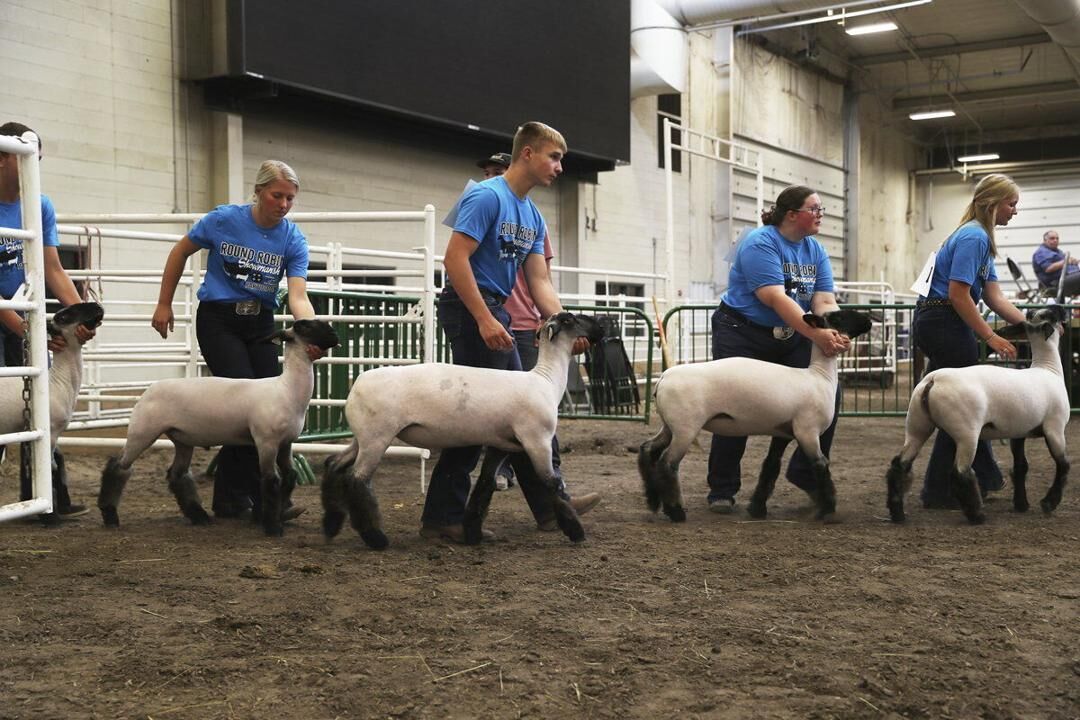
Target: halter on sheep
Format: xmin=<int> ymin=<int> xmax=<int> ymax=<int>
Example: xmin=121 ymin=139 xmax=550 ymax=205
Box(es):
xmin=886 ymin=304 xmax=1070 ymax=524
xmin=97 ymin=319 xmax=340 ymax=535
xmin=321 ymin=312 xmax=605 ymax=549
xmin=639 ymin=309 xmax=873 ymax=522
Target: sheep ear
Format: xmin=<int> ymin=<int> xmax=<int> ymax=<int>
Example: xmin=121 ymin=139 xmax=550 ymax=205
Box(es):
xmin=262 ymin=329 xmax=291 ymax=345
xmin=803 ymin=313 xmax=825 ymax=329
xmin=995 ymin=322 xmax=1027 ymax=341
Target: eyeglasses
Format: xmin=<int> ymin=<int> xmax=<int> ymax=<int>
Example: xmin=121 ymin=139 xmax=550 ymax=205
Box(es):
xmin=796 ymin=206 xmax=826 ymax=216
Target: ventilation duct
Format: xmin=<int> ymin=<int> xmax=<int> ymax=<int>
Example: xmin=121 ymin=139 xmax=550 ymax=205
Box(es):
xmin=1013 ymin=0 xmax=1080 ymax=66
xmin=631 ymin=0 xmax=855 ymax=97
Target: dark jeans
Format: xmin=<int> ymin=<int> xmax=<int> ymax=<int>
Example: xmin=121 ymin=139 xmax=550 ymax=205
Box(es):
xmin=705 ymin=307 xmax=840 ymax=502
xmin=195 ymin=302 xmax=279 ymax=515
xmin=421 ymin=289 xmax=566 ymax=526
xmin=1 ymin=323 xmax=72 ymax=508
xmin=911 ymin=306 xmax=1003 ymax=502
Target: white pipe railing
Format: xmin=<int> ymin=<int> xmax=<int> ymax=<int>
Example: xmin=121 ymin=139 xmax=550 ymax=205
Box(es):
xmin=0 ymin=132 xmax=53 ymax=523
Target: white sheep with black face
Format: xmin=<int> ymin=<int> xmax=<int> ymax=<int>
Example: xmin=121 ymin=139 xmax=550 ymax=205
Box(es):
xmin=320 ymin=312 xmax=605 ymax=549
xmin=639 ymin=309 xmax=874 ymax=523
xmin=886 ymin=304 xmax=1070 ymax=525
xmin=97 ymin=319 xmax=339 ymax=536
xmin=0 ymin=301 xmax=104 ymax=445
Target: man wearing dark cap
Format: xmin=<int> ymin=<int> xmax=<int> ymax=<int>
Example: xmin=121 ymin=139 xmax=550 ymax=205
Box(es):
xmin=477 ymin=152 xmax=511 ymax=179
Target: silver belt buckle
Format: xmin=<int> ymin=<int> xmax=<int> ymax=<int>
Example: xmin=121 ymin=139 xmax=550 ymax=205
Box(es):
xmin=773 ymin=326 xmax=794 ymax=340
xmin=235 ymin=299 xmax=261 ymax=315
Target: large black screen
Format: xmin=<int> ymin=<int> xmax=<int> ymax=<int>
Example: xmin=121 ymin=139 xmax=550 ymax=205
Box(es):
xmin=225 ymin=0 xmax=630 ymax=168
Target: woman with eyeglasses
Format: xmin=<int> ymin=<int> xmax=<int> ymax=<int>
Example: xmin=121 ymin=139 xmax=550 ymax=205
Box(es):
xmin=911 ymin=172 xmax=1026 ymax=508
xmin=705 ymin=185 xmax=850 ymax=515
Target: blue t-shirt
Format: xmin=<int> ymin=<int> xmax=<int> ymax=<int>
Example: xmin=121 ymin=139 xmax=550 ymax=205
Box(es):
xmin=720 ymin=225 xmax=835 ymax=327
xmin=452 ymin=176 xmax=546 ymax=297
xmin=0 ymin=194 xmax=60 ymax=298
xmin=923 ymin=221 xmax=998 ymax=303
xmin=188 ymin=204 xmax=308 ymax=308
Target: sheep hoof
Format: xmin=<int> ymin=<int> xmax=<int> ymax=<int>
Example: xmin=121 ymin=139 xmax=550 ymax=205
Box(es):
xmin=462 ymin=521 xmax=484 ymax=545
xmin=361 ymin=529 xmax=389 ymax=550
xmin=561 ymin=520 xmax=586 ymax=543
xmin=747 ymin=502 xmax=767 ymax=519
xmin=263 ymin=522 xmax=284 ymax=537
xmin=964 ymin=511 xmax=987 ymax=525
xmin=323 ymin=510 xmax=346 ymax=539
xmin=100 ymin=507 xmax=120 ymax=527
xmin=1013 ymin=499 xmax=1030 ymax=513
xmin=887 ymin=501 xmax=905 ymax=523
xmin=187 ymin=506 xmax=211 ymax=526
xmin=1040 ymin=497 xmax=1058 ymax=514
xmin=663 ymin=504 xmax=686 ymax=523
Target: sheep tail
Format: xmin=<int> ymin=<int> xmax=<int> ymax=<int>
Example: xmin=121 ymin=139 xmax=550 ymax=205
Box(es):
xmin=918 ymin=377 xmax=935 ymax=425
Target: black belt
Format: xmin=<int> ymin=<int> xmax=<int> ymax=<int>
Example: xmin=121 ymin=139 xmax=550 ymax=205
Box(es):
xmin=202 ymin=299 xmax=265 ymax=315
xmin=444 ymin=286 xmax=507 ymax=305
xmin=719 ymin=302 xmax=796 ymax=340
xmin=916 ymin=298 xmax=952 ymax=308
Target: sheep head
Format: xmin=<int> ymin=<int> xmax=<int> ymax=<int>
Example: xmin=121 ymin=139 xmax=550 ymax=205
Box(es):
xmin=803 ymin=309 xmax=873 ymax=339
xmin=47 ymin=302 xmax=105 ymax=344
xmin=999 ymin=304 xmax=1069 ymax=342
xmin=264 ymin=320 xmax=340 ymax=350
xmin=539 ymin=312 xmax=605 ymax=346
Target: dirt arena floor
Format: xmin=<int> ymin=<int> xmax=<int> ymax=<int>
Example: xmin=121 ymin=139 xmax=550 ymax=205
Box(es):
xmin=1 ymin=416 xmax=1078 ymax=719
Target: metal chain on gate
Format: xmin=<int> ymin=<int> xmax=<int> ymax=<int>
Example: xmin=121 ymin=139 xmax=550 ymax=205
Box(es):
xmin=20 ymin=313 xmax=31 ymax=431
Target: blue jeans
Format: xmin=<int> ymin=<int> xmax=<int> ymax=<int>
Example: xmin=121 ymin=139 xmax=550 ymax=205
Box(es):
xmin=421 ymin=290 xmax=566 ymax=526
xmin=705 ymin=307 xmax=840 ymax=502
xmin=911 ymin=306 xmax=1003 ymax=503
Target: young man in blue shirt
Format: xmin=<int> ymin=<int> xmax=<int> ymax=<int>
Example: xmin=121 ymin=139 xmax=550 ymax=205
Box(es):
xmin=422 ymin=122 xmax=600 ymax=543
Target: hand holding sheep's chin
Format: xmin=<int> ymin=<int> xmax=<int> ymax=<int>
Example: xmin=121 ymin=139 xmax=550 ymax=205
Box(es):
xmin=987 ymin=333 xmax=1017 ymax=360
xmin=48 ymin=323 xmax=98 ymax=353
xmin=571 ymin=337 xmax=591 ymax=355
xmin=812 ymin=328 xmax=847 ymax=357
xmin=306 ymin=344 xmax=326 ymax=362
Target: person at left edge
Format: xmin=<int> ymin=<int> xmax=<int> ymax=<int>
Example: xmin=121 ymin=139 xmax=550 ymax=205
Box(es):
xmin=0 ymin=121 xmax=96 ymax=521
xmin=151 ymin=160 xmax=320 ymax=522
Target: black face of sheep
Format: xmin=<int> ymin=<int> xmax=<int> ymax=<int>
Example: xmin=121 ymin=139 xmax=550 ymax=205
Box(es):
xmin=999 ymin=305 xmax=1069 ymax=342
xmin=266 ymin=320 xmax=340 ymax=350
xmin=541 ymin=312 xmax=605 ymax=345
xmin=48 ymin=302 xmax=105 ymax=337
xmin=803 ymin=309 xmax=873 ymax=339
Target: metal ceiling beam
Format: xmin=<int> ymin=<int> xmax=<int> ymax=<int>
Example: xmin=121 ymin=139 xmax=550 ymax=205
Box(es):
xmin=852 ymin=33 xmax=1050 ymax=66
xmin=893 ymin=80 xmax=1080 ymax=110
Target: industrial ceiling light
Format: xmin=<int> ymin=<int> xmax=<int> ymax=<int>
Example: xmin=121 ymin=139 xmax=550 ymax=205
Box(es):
xmin=909 ymin=109 xmax=956 ymax=120
xmin=957 ymin=153 xmax=1000 ymax=163
xmin=846 ymin=21 xmax=898 ymax=35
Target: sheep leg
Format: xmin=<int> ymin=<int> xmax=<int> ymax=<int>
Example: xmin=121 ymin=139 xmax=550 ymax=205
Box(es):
xmin=950 ymin=436 xmax=985 ymax=524
xmin=522 ymin=437 xmax=585 ymax=542
xmin=98 ymin=456 xmax=132 ymax=528
xmin=1009 ymin=438 xmax=1029 ymax=513
xmin=463 ymin=448 xmax=504 ymax=544
xmin=809 ymin=456 xmax=837 ymax=521
xmin=321 ymin=441 xmax=358 ymax=540
xmin=257 ymin=444 xmax=285 ymax=537
xmin=748 ymin=436 xmax=790 ymax=519
xmin=166 ymin=443 xmax=210 ymax=526
xmin=653 ymin=429 xmax=693 ymax=523
xmin=345 ymin=472 xmax=388 ymax=550
xmin=637 ymin=424 xmax=672 ymax=514
xmin=887 ymin=385 xmax=936 ymax=522
xmin=1040 ymin=429 xmax=1070 ymax=514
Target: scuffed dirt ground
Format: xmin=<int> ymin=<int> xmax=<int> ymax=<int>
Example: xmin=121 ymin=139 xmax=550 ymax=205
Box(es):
xmin=1 ymin=416 xmax=1078 ymax=719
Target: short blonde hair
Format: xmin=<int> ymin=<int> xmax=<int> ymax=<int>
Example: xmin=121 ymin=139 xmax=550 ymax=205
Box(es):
xmin=511 ymin=122 xmax=567 ymax=162
xmin=956 ymin=173 xmax=1019 ymax=257
xmin=252 ymin=160 xmax=299 ymax=201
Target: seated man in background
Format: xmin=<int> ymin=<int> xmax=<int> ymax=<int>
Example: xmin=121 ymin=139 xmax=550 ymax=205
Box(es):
xmin=1032 ymin=229 xmax=1080 ymax=289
